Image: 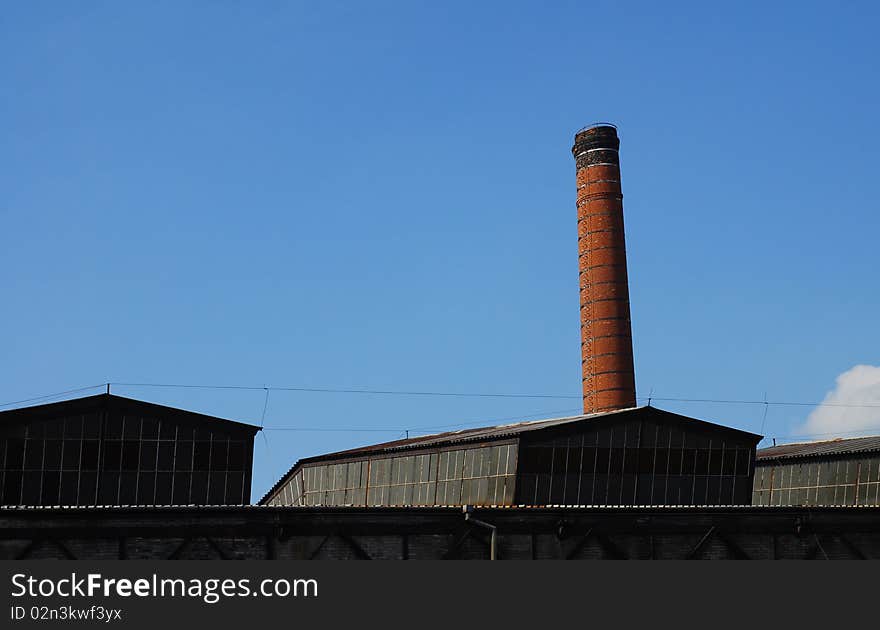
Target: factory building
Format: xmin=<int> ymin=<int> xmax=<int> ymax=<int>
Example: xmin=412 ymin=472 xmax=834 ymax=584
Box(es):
xmin=262 ymin=124 xmax=761 ymax=508
xmin=262 ymin=407 xmax=760 ymax=507
xmin=753 ymin=436 xmax=880 ymax=506
xmin=0 ymin=394 xmax=259 ymax=506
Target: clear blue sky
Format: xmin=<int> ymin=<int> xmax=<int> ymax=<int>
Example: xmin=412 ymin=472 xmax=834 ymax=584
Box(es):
xmin=2 ymin=2 xmax=878 ymax=499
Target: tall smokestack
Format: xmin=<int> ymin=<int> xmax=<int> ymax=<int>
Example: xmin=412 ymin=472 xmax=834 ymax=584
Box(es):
xmin=572 ymin=124 xmax=636 ymax=414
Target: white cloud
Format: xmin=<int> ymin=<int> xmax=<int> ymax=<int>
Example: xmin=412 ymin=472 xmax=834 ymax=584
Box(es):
xmin=798 ymin=365 xmax=880 ymax=439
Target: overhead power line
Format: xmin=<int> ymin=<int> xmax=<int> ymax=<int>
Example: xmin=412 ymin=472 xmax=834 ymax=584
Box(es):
xmin=108 ymin=382 xmax=880 ymax=409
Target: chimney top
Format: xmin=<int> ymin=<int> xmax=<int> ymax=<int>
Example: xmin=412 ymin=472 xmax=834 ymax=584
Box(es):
xmin=572 ymin=123 xmax=620 ymax=156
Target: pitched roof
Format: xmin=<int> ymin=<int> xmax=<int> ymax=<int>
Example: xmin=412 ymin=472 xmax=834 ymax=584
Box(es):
xmin=259 ymin=405 xmax=761 ymax=504
xmin=0 ymin=393 xmax=261 ymax=434
xmin=757 ymin=435 xmax=880 ymax=461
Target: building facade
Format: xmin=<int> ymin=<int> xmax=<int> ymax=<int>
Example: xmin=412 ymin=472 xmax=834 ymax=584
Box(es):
xmin=753 ymin=436 xmax=880 ymax=506
xmin=0 ymin=394 xmax=260 ymax=506
xmin=262 ymin=406 xmax=761 ymax=507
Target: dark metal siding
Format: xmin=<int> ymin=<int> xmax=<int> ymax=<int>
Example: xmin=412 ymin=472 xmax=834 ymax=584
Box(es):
xmin=753 ymin=455 xmax=880 ymax=506
xmin=516 ymin=417 xmax=755 ymax=505
xmin=0 ymin=397 xmax=257 ymax=506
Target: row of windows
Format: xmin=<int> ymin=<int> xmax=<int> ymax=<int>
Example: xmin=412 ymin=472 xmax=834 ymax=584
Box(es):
xmin=753 ymin=482 xmax=880 ymax=506
xmin=0 ymin=438 xmax=248 ymax=473
xmin=531 ymin=423 xmax=745 ymax=450
xmin=519 ymin=446 xmax=751 ymax=477
xmin=1 ymin=414 xmax=229 ymax=441
xmin=0 ymin=469 xmax=248 ymax=505
xmin=518 ymin=473 xmax=749 ymax=506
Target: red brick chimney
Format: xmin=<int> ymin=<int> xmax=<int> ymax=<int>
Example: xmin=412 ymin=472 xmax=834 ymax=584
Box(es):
xmin=572 ymin=124 xmax=636 ymax=414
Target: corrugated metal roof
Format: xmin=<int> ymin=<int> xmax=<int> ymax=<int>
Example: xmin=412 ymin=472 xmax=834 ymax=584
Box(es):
xmin=260 ymin=405 xmax=762 ymax=504
xmin=0 ymin=393 xmax=261 ymax=433
xmin=757 ymin=435 xmax=880 ymax=461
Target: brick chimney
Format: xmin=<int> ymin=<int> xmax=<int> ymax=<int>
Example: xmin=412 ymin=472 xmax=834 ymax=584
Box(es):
xmin=572 ymin=124 xmax=636 ymax=414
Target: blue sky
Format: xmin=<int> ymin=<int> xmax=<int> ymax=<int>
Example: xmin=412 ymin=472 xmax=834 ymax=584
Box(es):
xmin=2 ymin=1 xmax=878 ymax=499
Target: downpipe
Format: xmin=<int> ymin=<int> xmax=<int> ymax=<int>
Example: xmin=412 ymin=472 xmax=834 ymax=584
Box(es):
xmin=463 ymin=505 xmax=497 ymax=560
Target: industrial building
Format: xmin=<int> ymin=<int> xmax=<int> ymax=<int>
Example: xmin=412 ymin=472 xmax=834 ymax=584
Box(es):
xmin=754 ymin=436 xmax=880 ymax=506
xmin=1 ymin=123 xmax=878 ymax=560
xmin=261 ymin=407 xmax=760 ymax=507
xmin=0 ymin=393 xmax=260 ymax=506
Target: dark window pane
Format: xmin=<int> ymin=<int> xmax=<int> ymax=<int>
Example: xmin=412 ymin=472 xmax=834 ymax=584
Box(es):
xmin=42 ymin=471 xmax=60 ymax=504
xmin=140 ymin=442 xmax=157 ymax=471
xmin=3 ymin=471 xmax=22 ymax=504
xmin=566 ymin=447 xmax=580 ymax=474
xmin=190 ymin=471 xmax=208 ymax=504
xmin=516 ymin=474 xmax=537 ymax=504
xmin=593 ymin=474 xmax=608 ymax=504
xmin=228 ymin=441 xmax=245 ymax=470
xmin=60 ymin=472 xmax=79 ymax=504
xmin=119 ymin=472 xmax=137 ymax=504
xmin=103 ymin=442 xmax=122 ymax=470
xmin=159 ymin=421 xmax=177 ymax=440
xmin=208 ymin=472 xmax=226 ymax=504
xmin=121 ymin=441 xmax=140 ymax=471
xmin=173 ymin=472 xmax=192 ymax=504
xmin=81 ymin=441 xmax=100 ymax=470
xmin=24 ymin=440 xmax=43 ymax=470
xmin=122 ymin=416 xmax=141 ymax=439
xmin=580 ymin=448 xmax=596 ymax=474
xmin=193 ymin=442 xmax=211 ymax=469
xmin=563 ymin=474 xmax=579 ymax=504
xmin=155 ymin=473 xmax=172 ymax=503
xmin=708 ymin=449 xmax=723 ymax=475
xmin=193 ymin=427 xmax=211 ymax=441
xmin=157 ymin=443 xmax=174 ymax=471
xmin=22 ymin=471 xmax=41 ymax=503
xmin=6 ymin=439 xmax=25 ymax=469
xmin=607 ymin=474 xmax=621 ymax=503
xmin=78 ymin=471 xmax=97 ymax=505
xmin=720 ymin=477 xmax=734 ymax=504
xmin=638 ymin=449 xmax=655 ymax=474
xmin=668 ymin=449 xmax=683 ymax=475
xmin=63 ymin=417 xmax=83 ymax=439
xmin=44 ymin=440 xmax=63 ymax=470
xmin=211 ymin=441 xmax=229 ymax=470
xmin=551 ymin=446 xmax=567 ymax=475
xmin=82 ymin=415 xmax=101 ymax=439
xmin=654 ymin=449 xmax=669 ymax=475
xmin=735 ymin=449 xmax=750 ymax=475
xmin=137 ymin=473 xmax=156 ymax=504
xmin=693 ymin=476 xmax=708 ymax=503
xmin=721 ymin=449 xmax=736 ymax=475
xmin=636 ymin=474 xmax=653 ymax=504
xmin=62 ymin=440 xmax=81 ymax=469
xmin=609 ymin=448 xmax=625 ymax=476
xmin=141 ymin=418 xmax=159 ymax=439
xmin=595 ymin=448 xmax=610 ymax=473
xmin=26 ymin=423 xmax=44 ymax=439
xmin=623 ymin=449 xmax=639 ymax=475
xmin=695 ymin=450 xmax=710 ymax=475
xmin=681 ymin=450 xmax=696 ymax=475
xmin=706 ymin=476 xmax=721 ymax=503
xmin=226 ymin=473 xmax=244 ymax=504
xmin=578 ymin=473 xmax=595 ymax=504
xmin=104 ymin=419 xmax=122 ymax=439
xmin=175 ymin=441 xmax=193 ymax=471
xmin=621 ymin=474 xmax=637 ymax=503
xmin=44 ymin=420 xmax=63 ymax=439
xmin=99 ymin=472 xmax=119 ymax=504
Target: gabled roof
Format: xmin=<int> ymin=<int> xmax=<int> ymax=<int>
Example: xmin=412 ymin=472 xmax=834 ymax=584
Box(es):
xmin=0 ymin=393 xmax=261 ymax=434
xmin=757 ymin=435 xmax=880 ymax=461
xmin=259 ymin=405 xmax=761 ymax=504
